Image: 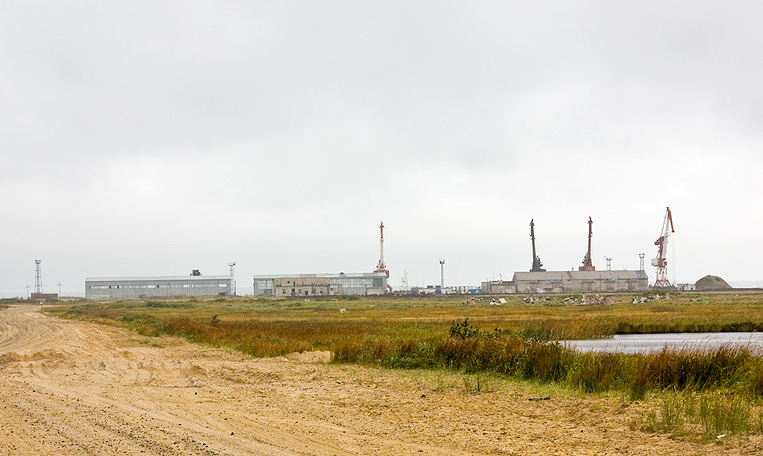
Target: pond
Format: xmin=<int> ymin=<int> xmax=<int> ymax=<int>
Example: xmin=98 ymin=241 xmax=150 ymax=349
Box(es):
xmin=562 ymin=332 xmax=763 ymax=354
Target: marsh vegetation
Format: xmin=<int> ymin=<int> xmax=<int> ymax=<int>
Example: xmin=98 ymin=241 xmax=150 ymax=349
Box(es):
xmin=50 ymin=291 xmax=763 ymax=440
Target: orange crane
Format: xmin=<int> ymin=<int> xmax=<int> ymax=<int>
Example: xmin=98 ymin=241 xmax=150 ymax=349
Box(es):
xmin=651 ymin=207 xmax=675 ymax=288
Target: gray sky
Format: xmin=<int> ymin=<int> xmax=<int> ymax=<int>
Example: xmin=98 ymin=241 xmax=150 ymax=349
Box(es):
xmin=2 ymin=1 xmax=762 ymax=297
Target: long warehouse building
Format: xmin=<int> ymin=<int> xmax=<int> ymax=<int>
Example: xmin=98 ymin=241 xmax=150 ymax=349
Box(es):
xmin=513 ymin=270 xmax=649 ymax=293
xmin=86 ymin=275 xmax=233 ymax=299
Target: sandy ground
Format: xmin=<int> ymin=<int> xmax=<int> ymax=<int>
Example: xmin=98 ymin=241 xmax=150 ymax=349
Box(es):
xmin=1 ymin=305 xmax=761 ymax=455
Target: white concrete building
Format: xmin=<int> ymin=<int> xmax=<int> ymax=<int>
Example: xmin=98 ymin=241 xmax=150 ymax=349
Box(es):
xmin=253 ymin=272 xmax=388 ymax=297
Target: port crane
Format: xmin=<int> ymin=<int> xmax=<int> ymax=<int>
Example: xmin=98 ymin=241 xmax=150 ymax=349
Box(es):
xmin=651 ymin=207 xmax=675 ymax=287
xmin=529 ymin=219 xmax=545 ymax=272
xmin=579 ymin=216 xmax=595 ymax=271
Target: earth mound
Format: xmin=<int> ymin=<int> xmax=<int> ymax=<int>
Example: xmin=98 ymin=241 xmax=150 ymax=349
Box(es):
xmin=694 ymin=275 xmax=732 ymax=290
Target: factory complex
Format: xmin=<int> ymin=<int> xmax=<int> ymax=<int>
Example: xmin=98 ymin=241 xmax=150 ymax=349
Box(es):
xmin=70 ymin=209 xmax=674 ymax=299
xmin=473 ymin=215 xmax=652 ymax=295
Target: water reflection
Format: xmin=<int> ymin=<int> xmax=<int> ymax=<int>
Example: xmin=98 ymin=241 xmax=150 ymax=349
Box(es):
xmin=563 ymin=332 xmax=763 ymax=354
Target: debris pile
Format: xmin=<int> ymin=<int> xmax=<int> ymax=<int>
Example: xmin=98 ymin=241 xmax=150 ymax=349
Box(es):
xmin=632 ymin=293 xmax=672 ymax=304
xmin=561 ymin=294 xmax=611 ymax=305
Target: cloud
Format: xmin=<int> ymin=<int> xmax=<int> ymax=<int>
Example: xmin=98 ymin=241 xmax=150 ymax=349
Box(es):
xmin=1 ymin=1 xmax=763 ymax=296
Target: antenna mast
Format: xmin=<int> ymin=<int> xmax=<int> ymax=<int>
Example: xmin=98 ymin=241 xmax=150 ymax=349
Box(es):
xmin=530 ymin=219 xmax=545 ymax=272
xmin=651 ymin=207 xmax=675 ymax=287
xmin=579 ymin=217 xmax=595 ymax=271
xmin=34 ymin=260 xmax=43 ymax=294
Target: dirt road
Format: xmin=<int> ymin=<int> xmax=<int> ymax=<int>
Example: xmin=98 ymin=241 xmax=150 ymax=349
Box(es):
xmin=0 ymin=305 xmax=759 ymax=455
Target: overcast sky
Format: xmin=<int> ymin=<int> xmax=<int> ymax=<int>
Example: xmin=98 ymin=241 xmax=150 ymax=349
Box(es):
xmin=2 ymin=1 xmax=762 ymax=297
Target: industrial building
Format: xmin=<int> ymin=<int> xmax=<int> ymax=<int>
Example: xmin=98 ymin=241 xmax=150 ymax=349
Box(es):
xmin=85 ymin=275 xmax=233 ymax=299
xmin=513 ymin=270 xmax=649 ymax=293
xmin=273 ymin=277 xmax=331 ymax=297
xmin=253 ymin=272 xmax=388 ymax=297
xmin=480 ymin=280 xmax=515 ymax=294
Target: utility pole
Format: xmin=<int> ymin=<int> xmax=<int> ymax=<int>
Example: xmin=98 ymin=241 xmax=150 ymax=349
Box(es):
xmin=25 ymin=284 xmax=30 ymax=299
xmin=57 ymin=282 xmax=62 ymax=297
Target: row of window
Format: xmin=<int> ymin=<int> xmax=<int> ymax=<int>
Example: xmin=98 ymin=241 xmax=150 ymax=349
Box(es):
xmin=89 ymin=283 xmax=228 ymax=289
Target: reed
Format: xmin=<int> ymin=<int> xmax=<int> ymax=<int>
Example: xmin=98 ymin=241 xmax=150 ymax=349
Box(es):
xmin=637 ymin=392 xmax=763 ymax=438
xmin=51 ymin=294 xmax=763 ymax=399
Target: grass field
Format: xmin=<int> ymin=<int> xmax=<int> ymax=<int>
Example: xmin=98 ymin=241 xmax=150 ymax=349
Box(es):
xmin=47 ymin=290 xmax=763 ymax=439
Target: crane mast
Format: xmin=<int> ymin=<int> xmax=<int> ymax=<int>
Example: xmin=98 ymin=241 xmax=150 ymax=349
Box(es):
xmin=651 ymin=207 xmax=675 ymax=287
xmin=529 ymin=219 xmax=545 ymax=272
xmin=579 ymin=216 xmax=595 ymax=271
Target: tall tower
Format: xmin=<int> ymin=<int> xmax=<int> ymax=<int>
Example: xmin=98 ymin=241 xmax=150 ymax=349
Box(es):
xmin=439 ymin=259 xmax=445 ymax=288
xmin=228 ymin=262 xmax=236 ymax=296
xmin=579 ymin=217 xmax=595 ymax=271
xmin=34 ymin=260 xmax=43 ymax=294
xmin=529 ymin=219 xmax=545 ymax=272
xmin=374 ymin=221 xmax=389 ymax=278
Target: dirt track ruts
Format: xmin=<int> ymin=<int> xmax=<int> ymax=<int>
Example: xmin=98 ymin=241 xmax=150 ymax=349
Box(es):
xmin=1 ymin=305 xmax=760 ymax=455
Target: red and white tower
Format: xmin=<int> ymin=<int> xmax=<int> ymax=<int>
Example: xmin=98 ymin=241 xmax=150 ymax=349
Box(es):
xmin=375 ymin=222 xmax=386 ymax=274
xmin=374 ymin=221 xmax=392 ymax=293
xmin=651 ymin=207 xmax=675 ymax=288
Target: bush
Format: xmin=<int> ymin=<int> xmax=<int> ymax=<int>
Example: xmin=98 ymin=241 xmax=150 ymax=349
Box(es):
xmin=122 ymin=314 xmax=168 ymax=337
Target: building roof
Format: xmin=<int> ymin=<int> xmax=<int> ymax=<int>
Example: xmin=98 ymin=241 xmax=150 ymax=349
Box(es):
xmin=86 ymin=276 xmax=231 ymax=282
xmin=253 ymin=272 xmax=387 ymax=279
xmin=513 ymin=270 xmax=648 ymax=281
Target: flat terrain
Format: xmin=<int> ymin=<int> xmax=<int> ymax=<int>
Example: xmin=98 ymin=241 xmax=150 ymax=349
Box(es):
xmin=1 ymin=304 xmax=761 ymax=455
